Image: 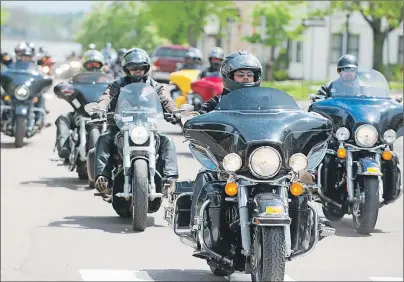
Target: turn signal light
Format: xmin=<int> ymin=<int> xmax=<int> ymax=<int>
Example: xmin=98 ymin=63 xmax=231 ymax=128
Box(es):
xmin=382 ymin=150 xmax=393 ymax=161
xmin=225 ymin=181 xmax=238 ymax=196
xmin=337 ymin=147 xmax=347 ymax=159
xmin=4 ymin=96 xmax=10 ymax=101
xmin=33 ymin=97 xmax=38 ymax=103
xmin=290 ymin=182 xmax=304 ymax=196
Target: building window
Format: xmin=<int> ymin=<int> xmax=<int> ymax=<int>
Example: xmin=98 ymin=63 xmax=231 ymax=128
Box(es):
xmin=348 ymin=34 xmax=360 ymax=59
xmin=331 ymin=33 xmax=360 ymax=63
xmin=289 ymin=41 xmax=303 ymax=63
xmin=399 ymin=35 xmax=403 ymax=64
xmin=331 ymin=33 xmax=343 ymax=63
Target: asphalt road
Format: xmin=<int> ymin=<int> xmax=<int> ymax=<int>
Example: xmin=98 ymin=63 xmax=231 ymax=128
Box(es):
xmin=1 ymin=80 xmax=403 ymax=281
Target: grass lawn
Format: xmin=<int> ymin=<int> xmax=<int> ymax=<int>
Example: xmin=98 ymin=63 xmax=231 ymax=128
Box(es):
xmin=261 ymin=80 xmax=403 ymax=101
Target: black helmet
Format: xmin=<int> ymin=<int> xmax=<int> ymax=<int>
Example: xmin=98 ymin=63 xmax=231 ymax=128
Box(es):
xmin=337 ymin=54 xmax=358 ymax=71
xmin=220 ymin=50 xmax=262 ymax=91
xmin=118 ymin=48 xmax=128 ymax=57
xmin=14 ymin=42 xmax=28 ymax=56
xmin=121 ymin=48 xmax=151 ymax=82
xmin=82 ymin=50 xmax=105 ymax=71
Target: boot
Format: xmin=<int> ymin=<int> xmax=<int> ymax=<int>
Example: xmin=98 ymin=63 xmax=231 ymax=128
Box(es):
xmin=162 ymin=177 xmax=177 ymax=198
xmin=95 ymin=175 xmax=111 ymax=195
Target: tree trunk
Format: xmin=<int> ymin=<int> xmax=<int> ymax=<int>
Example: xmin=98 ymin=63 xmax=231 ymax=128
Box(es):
xmin=187 ymin=26 xmax=198 ymax=47
xmin=372 ymin=30 xmax=385 ymax=72
xmin=267 ymin=46 xmax=276 ymax=81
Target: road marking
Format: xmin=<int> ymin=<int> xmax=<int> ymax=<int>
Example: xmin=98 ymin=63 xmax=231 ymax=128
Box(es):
xmin=369 ymin=278 xmax=403 ymax=281
xmin=79 ymin=269 xmax=295 ymax=281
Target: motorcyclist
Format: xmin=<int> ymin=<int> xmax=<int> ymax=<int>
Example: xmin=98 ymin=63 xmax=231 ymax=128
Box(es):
xmin=91 ymin=48 xmax=181 ymax=196
xmin=54 ymin=50 xmax=107 ymax=159
xmin=7 ymin=43 xmax=51 ymax=122
xmin=198 ymin=47 xmax=224 ymax=79
xmin=1 ymin=49 xmax=13 ymax=67
xmin=111 ymin=48 xmax=127 ymax=77
xmin=190 ymin=50 xmax=332 ymax=236
xmin=177 ymin=48 xmax=203 ymax=71
xmin=316 ymin=54 xmax=360 ymax=98
xmin=190 ymin=50 xmax=263 ymax=221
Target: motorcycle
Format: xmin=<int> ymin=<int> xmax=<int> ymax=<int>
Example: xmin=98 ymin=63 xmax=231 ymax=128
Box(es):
xmin=164 ymin=86 xmax=336 ymax=281
xmin=308 ymin=69 xmax=403 ymax=235
xmin=38 ymin=55 xmax=56 ymax=76
xmin=53 ymin=72 xmax=114 ymax=185
xmin=84 ymin=83 xmax=192 ymax=231
xmin=168 ymin=69 xmax=200 ymax=107
xmin=187 ymin=71 xmax=223 ymax=111
xmin=0 ymin=62 xmax=52 ymax=147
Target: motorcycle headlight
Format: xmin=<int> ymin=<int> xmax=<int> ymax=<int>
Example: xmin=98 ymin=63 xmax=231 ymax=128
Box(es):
xmin=223 ymin=153 xmax=242 ymax=172
xmin=289 ymin=153 xmax=308 ymax=173
xmin=355 ymin=124 xmax=378 ymax=147
xmin=130 ymin=126 xmax=149 ymax=145
xmin=383 ymin=129 xmax=396 ymax=144
xmin=14 ymin=85 xmax=30 ymax=101
xmin=336 ymin=127 xmax=350 ymax=141
xmin=249 ymin=146 xmax=282 ymax=178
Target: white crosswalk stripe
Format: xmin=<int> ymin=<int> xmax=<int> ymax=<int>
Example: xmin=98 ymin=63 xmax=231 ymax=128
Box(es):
xmin=79 ymin=269 xmax=296 ymax=281
xmin=79 ymin=269 xmax=403 ymax=281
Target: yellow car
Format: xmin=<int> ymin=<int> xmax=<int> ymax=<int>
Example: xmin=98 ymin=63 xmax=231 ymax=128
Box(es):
xmin=169 ymin=69 xmax=200 ymax=108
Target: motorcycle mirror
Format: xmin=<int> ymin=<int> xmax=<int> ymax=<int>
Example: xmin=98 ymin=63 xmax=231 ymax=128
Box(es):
xmin=395 ymin=96 xmax=402 ymax=103
xmin=180 ymin=103 xmax=194 ymax=113
xmin=84 ymin=102 xmax=102 ymax=114
xmin=309 ymin=93 xmax=316 ymax=101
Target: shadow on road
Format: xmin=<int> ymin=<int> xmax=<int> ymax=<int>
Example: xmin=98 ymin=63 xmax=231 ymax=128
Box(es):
xmin=139 ymin=269 xmax=232 ymax=281
xmin=46 ymin=215 xmax=164 ymax=234
xmin=332 ymin=218 xmax=388 ymax=238
xmin=1 ymin=142 xmax=25 ymax=149
xmin=20 ymin=177 xmax=92 ymax=191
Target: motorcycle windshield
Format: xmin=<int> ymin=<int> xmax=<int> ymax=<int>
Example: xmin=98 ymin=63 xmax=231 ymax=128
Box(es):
xmin=114 ymin=83 xmax=163 ymax=130
xmin=184 ymin=87 xmax=331 ymax=174
xmin=72 ymin=73 xmax=114 ymax=104
xmin=1 ymin=67 xmax=51 ymax=96
xmin=217 ymin=86 xmax=300 ymax=111
xmin=331 ymin=69 xmax=391 ymax=98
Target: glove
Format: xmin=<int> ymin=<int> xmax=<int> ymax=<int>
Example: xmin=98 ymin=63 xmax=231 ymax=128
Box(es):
xmin=170 ymin=113 xmax=182 ymax=125
xmin=91 ymin=112 xmax=102 ymax=120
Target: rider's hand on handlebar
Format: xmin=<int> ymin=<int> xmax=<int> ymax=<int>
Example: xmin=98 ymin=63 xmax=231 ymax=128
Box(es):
xmin=91 ymin=112 xmax=103 ymax=120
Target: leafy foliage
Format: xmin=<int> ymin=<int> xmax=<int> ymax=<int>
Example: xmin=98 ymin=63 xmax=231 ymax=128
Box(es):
xmin=74 ymin=2 xmax=164 ymax=54
xmin=1 ymin=7 xmax=9 ymax=26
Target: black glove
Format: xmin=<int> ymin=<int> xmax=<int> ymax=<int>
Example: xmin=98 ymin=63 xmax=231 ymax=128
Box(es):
xmin=170 ymin=113 xmax=182 ymax=125
xmin=91 ymin=112 xmax=102 ymax=120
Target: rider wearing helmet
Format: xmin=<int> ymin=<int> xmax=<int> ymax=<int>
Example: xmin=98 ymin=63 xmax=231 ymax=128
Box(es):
xmin=189 ymin=50 xmax=263 ymax=220
xmin=178 ymin=48 xmax=203 ymax=71
xmin=198 ymin=47 xmax=225 ymax=79
xmin=91 ymin=48 xmax=180 ymax=196
xmin=54 ymin=50 xmax=108 ymax=159
xmin=81 ymin=50 xmax=105 ymax=72
xmin=199 ymin=50 xmax=262 ymax=114
xmin=316 ymin=54 xmax=360 ymax=99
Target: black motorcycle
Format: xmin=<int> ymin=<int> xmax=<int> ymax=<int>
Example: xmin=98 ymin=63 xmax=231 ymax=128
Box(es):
xmin=164 ymin=87 xmax=336 ymax=281
xmin=308 ymin=69 xmax=403 ymax=235
xmin=0 ymin=62 xmax=52 ymax=147
xmin=85 ymin=83 xmax=190 ymax=231
xmin=53 ymin=72 xmax=113 ymax=185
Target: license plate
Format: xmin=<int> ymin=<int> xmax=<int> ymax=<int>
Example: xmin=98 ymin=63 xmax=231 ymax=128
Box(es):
xmin=72 ymin=98 xmax=81 ymax=108
xmin=266 ymin=206 xmax=283 ymax=214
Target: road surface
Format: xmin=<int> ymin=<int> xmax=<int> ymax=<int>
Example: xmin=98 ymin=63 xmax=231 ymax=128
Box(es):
xmin=1 ymin=80 xmax=403 ymax=281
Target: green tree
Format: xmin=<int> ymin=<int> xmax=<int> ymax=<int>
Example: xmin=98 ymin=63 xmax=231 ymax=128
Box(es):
xmin=325 ymin=1 xmax=403 ymax=71
xmin=1 ymin=7 xmax=9 ymax=26
xmin=145 ymin=1 xmax=239 ymax=46
xmin=75 ymin=1 xmax=163 ymax=54
xmin=244 ymin=1 xmax=311 ymax=80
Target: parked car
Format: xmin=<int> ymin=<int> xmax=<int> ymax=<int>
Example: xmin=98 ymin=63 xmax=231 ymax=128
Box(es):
xmin=150 ymin=45 xmax=192 ymax=83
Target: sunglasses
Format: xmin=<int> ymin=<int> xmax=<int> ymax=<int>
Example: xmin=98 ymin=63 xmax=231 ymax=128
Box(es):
xmin=86 ymin=62 xmax=101 ymax=68
xmin=126 ymin=65 xmax=147 ymax=72
xmin=340 ymin=67 xmax=357 ymax=73
xmin=234 ymin=71 xmax=254 ymax=78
